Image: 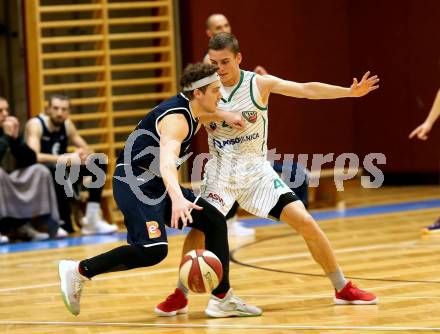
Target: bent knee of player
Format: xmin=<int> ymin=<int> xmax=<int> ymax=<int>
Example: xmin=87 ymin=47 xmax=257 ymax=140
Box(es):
xmin=139 ymin=244 xmax=168 ymax=266
xmin=282 ymin=204 xmax=318 ymax=236
xmin=297 ymin=214 xmax=320 ymax=238
xmin=205 ymin=211 xmax=227 ymax=236
xmin=193 ymin=199 xmax=228 ymax=236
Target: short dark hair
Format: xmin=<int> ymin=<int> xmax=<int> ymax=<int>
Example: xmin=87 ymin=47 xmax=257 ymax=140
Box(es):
xmin=48 ymin=93 xmax=70 ymax=108
xmin=0 ymin=96 xmax=6 ymax=102
xmin=208 ymin=32 xmax=240 ymax=55
xmin=180 ymin=63 xmax=219 ymax=99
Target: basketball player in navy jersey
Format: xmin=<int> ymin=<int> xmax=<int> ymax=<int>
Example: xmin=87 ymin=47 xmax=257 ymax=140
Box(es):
xmin=25 ymin=94 xmax=117 ymax=235
xmin=409 ymin=88 xmax=440 ymax=233
xmin=56 ymin=63 xmax=261 ymax=318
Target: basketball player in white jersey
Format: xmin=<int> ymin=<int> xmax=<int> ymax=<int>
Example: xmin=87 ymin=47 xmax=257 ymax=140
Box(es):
xmin=409 ymin=88 xmax=440 ymax=233
xmin=203 ymin=13 xmax=266 ymax=237
xmin=156 ymin=32 xmax=380 ymax=317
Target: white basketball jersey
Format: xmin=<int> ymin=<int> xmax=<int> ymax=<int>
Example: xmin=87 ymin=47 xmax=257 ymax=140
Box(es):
xmin=202 ymin=70 xmax=294 ymax=217
xmin=206 ymin=70 xmax=268 ymax=178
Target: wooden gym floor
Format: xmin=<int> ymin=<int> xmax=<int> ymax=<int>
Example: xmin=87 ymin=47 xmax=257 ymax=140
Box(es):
xmin=1 ymin=185 xmax=440 ymax=334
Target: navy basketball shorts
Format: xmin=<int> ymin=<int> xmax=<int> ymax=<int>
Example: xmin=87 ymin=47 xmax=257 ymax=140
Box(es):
xmin=112 ymin=165 xmax=197 ymax=246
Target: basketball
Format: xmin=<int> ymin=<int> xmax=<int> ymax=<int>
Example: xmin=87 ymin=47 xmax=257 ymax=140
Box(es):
xmin=179 ymin=249 xmax=223 ymax=293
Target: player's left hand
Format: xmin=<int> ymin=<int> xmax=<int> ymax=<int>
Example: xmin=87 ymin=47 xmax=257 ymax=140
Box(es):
xmin=350 ymin=71 xmax=380 ymax=97
xmin=171 ymin=197 xmax=203 ymax=229
xmin=409 ymin=121 xmax=432 ymax=140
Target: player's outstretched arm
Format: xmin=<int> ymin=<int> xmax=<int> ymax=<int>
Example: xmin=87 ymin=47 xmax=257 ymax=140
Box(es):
xmin=257 ymin=71 xmax=379 ymax=102
xmin=198 ymin=109 xmax=244 ymax=130
xmin=158 ymin=114 xmax=202 ymax=228
xmin=409 ymin=88 xmax=440 ymax=140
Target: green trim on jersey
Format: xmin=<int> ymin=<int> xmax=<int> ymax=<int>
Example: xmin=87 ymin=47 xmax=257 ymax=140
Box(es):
xmin=221 ymin=70 xmax=244 ymax=103
xmin=261 ymin=113 xmax=267 ymax=152
xmin=250 ymin=74 xmax=268 ymax=111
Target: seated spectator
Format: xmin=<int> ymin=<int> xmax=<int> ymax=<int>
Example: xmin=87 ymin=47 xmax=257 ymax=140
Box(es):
xmin=25 ymin=94 xmax=117 ymax=235
xmin=0 ymin=96 xmax=66 ymax=243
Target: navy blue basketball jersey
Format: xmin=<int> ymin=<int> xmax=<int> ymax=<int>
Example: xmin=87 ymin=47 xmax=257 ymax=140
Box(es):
xmin=37 ymin=115 xmax=68 ymax=155
xmin=116 ymin=93 xmax=199 ymax=174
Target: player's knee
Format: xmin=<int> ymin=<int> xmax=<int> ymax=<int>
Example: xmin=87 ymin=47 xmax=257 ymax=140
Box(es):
xmin=204 ymin=209 xmax=227 ymax=236
xmin=297 ymin=214 xmax=319 ymax=237
xmin=135 ymin=244 xmax=168 ymax=267
xmin=195 ymin=199 xmax=227 ymax=236
xmin=149 ymin=244 xmax=168 ymax=265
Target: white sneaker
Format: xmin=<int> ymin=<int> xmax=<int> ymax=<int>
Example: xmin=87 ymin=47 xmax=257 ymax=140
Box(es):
xmin=205 ymin=289 xmax=262 ymax=318
xmin=227 ymin=218 xmax=255 ymax=237
xmin=0 ymin=233 xmax=9 ymax=244
xmin=18 ymin=223 xmax=49 ymax=241
xmin=81 ymin=214 xmax=117 ymax=235
xmin=56 ymin=227 xmax=68 ymax=239
xmin=59 ymin=260 xmax=87 ymax=316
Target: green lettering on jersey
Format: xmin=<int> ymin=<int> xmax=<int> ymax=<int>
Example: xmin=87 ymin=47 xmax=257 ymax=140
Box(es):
xmin=274 ymin=179 xmax=284 ymax=189
xmin=222 ymin=121 xmax=232 ymax=129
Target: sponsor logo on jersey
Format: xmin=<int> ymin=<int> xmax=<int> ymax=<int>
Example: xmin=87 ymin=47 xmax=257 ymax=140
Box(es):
xmin=213 ymin=132 xmax=260 ymax=149
xmin=146 ymin=221 xmax=161 ymax=239
xmin=207 ymin=192 xmax=225 ymax=206
xmin=242 ymin=110 xmax=258 ymax=123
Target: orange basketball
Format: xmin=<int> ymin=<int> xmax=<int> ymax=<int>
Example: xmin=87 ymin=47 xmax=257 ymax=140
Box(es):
xmin=179 ymin=249 xmax=223 ymax=293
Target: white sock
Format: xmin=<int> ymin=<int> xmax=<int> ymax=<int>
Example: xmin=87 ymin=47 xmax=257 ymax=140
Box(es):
xmin=85 ymin=202 xmax=100 ymax=218
xmin=177 ymin=279 xmax=189 ymax=297
xmin=328 ymin=269 xmax=347 ymax=291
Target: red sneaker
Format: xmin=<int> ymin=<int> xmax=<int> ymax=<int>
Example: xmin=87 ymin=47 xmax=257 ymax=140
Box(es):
xmin=154 ymin=288 xmax=188 ymax=316
xmin=334 ymin=281 xmax=378 ymax=305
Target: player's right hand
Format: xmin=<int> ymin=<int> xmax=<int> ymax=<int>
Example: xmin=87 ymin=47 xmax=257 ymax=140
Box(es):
xmin=223 ymin=112 xmax=244 ymax=130
xmin=171 ymin=197 xmax=203 ymax=229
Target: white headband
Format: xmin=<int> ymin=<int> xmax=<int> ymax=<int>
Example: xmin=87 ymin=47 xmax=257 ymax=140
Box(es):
xmin=183 ymin=73 xmax=220 ymax=91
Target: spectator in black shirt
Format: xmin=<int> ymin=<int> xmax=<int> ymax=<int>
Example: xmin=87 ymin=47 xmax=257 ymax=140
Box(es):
xmin=0 ymin=97 xmax=66 ymax=243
